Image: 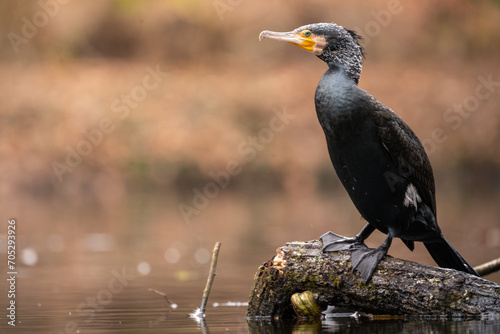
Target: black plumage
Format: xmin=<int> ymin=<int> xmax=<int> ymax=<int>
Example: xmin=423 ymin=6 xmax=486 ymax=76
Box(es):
xmin=259 ymin=23 xmax=479 ymax=282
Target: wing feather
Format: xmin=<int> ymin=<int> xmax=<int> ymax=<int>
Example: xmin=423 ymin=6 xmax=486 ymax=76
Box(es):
xmin=371 ymin=101 xmax=436 ymax=214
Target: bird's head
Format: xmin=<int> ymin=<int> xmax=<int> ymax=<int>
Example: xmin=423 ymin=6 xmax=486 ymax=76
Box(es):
xmin=259 ymin=23 xmax=365 ymax=83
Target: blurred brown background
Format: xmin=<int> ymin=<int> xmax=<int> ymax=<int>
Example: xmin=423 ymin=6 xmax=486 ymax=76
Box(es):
xmin=1 ymin=0 xmax=499 ymax=283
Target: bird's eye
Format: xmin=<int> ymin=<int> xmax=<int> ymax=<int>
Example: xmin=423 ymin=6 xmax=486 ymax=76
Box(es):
xmin=304 ymin=30 xmax=311 ymax=37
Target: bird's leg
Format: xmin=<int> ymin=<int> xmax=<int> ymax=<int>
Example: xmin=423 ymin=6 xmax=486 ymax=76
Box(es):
xmin=354 ymin=223 xmax=376 ymax=243
xmin=321 ymin=223 xmax=375 ymax=252
xmin=351 ymin=234 xmax=393 ymax=283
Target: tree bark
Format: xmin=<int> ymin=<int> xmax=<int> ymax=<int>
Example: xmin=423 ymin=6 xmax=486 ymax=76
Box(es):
xmin=247 ymin=240 xmax=500 ymax=318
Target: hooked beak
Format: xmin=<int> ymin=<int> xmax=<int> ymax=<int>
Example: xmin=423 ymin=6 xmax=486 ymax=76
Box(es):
xmin=259 ymin=30 xmax=315 ymax=52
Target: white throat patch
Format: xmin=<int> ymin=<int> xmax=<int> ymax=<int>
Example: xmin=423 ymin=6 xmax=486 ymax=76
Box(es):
xmin=403 ymin=183 xmax=422 ymax=211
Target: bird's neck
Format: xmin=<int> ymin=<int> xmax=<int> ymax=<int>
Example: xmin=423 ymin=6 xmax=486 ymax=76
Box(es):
xmin=327 ymin=61 xmax=361 ymax=85
xmin=315 ymin=63 xmax=362 ymax=136
xmin=318 ymin=51 xmax=362 ymax=85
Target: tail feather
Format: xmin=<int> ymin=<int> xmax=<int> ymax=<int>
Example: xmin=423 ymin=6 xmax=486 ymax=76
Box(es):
xmin=423 ymin=237 xmax=479 ymax=276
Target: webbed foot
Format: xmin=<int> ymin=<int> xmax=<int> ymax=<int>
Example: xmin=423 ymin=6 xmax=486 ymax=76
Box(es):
xmin=351 ymin=236 xmax=392 ymax=283
xmin=351 ymin=245 xmax=388 ymax=283
xmin=320 ymin=231 xmax=366 ymax=252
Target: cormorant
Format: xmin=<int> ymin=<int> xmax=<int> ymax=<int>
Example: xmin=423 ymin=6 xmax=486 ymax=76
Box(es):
xmin=259 ymin=23 xmax=479 ymax=282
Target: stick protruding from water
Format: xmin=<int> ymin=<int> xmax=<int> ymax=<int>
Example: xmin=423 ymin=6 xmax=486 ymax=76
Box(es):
xmin=200 ymin=242 xmax=222 ymax=315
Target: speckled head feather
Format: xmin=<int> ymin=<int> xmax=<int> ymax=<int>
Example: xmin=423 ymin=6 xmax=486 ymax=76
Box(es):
xmin=294 ymin=23 xmax=365 ymax=84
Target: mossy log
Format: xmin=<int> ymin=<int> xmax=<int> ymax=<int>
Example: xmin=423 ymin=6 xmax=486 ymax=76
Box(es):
xmin=247 ymin=240 xmax=500 ymax=318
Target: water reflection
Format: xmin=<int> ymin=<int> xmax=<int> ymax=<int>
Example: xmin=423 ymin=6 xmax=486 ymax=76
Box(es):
xmin=4 ymin=254 xmax=500 ymax=333
xmin=246 ymin=315 xmax=500 ymax=333
xmin=1 ymin=190 xmax=500 ymax=332
xmin=4 ymin=271 xmax=500 ymax=333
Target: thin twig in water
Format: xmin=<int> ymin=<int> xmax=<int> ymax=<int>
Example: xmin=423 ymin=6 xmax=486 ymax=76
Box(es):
xmin=200 ymin=242 xmax=222 ymax=315
xmin=148 ymin=288 xmax=177 ymax=309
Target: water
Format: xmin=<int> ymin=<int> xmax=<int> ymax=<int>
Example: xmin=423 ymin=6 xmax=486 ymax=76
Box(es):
xmin=1 ymin=191 xmax=500 ymax=333
xmin=5 ymin=262 xmax=500 ymax=333
xmin=5 ymin=265 xmax=500 ymax=334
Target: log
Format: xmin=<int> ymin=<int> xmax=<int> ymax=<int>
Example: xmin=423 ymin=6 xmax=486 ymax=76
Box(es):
xmin=247 ymin=239 xmax=500 ymax=318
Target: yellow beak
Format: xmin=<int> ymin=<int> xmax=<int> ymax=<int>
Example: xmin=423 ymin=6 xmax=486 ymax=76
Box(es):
xmin=259 ymin=30 xmax=315 ymax=52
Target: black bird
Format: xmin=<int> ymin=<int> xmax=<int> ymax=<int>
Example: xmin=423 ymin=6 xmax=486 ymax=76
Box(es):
xmin=259 ymin=23 xmax=479 ymax=282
